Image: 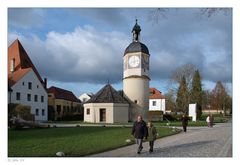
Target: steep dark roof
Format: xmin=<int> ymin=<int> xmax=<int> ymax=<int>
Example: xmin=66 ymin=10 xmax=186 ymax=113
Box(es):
xmin=124 ymin=42 xmax=149 ymax=55
xmin=86 ymin=84 xmax=128 ymax=104
xmin=48 ymin=86 xmax=81 ymax=103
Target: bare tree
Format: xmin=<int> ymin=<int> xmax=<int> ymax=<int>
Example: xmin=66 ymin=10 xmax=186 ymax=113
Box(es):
xmin=199 ymin=8 xmax=231 ymax=18
xmin=165 ymin=88 xmax=176 ymax=112
xmin=171 ymin=63 xmax=196 ymax=90
xmin=148 ymin=8 xmax=231 ymax=24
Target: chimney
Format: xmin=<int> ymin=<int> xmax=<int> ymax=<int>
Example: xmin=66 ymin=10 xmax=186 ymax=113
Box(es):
xmin=44 ymin=78 xmax=47 ymax=89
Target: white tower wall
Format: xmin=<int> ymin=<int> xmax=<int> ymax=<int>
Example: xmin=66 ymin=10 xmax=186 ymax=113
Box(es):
xmin=123 ymin=77 xmax=149 ymax=121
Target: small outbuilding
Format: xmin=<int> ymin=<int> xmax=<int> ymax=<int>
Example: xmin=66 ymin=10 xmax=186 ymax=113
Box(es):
xmin=84 ymin=84 xmax=129 ymax=123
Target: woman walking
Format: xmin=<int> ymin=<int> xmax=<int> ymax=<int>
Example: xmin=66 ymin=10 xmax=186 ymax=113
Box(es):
xmin=206 ymin=114 xmax=211 ymax=127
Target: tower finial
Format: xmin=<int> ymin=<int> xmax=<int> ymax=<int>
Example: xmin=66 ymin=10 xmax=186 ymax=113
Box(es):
xmin=132 ymin=19 xmax=141 ymax=42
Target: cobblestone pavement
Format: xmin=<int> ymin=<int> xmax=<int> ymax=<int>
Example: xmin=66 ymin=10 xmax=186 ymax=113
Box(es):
xmin=91 ymin=122 xmax=232 ymax=157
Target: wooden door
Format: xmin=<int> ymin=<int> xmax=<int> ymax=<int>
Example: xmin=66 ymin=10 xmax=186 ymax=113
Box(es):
xmin=100 ymin=109 xmax=106 ymax=122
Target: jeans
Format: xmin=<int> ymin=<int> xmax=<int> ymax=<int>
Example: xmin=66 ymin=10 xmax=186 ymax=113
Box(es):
xmin=135 ymin=139 xmax=143 ymax=152
xmin=149 ymin=140 xmax=154 ymax=151
xmin=183 ymin=125 xmax=187 ymax=132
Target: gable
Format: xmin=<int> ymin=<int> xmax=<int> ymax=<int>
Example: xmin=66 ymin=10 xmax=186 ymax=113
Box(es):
xmin=8 ymin=39 xmax=44 ymax=84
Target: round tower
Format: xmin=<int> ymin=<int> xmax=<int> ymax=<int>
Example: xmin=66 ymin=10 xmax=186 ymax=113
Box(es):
xmin=123 ymin=19 xmax=150 ymax=121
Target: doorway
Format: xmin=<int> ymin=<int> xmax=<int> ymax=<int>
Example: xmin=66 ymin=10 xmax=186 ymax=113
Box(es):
xmin=99 ymin=109 xmax=106 ymax=122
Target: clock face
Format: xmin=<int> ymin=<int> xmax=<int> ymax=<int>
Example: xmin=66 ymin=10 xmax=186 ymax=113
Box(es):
xmin=128 ymin=55 xmax=140 ymax=68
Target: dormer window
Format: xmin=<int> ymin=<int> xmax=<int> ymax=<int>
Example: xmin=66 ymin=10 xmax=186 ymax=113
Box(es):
xmin=10 ymin=58 xmax=15 ymax=72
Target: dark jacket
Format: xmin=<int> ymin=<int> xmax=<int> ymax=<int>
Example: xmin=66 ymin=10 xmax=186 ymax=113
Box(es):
xmin=181 ymin=116 xmax=189 ymax=126
xmin=132 ymin=120 xmax=148 ymax=139
xmin=148 ymin=126 xmax=157 ymax=141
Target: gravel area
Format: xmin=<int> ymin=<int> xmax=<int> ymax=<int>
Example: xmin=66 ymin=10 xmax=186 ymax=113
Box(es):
xmin=90 ymin=122 xmax=232 ymax=157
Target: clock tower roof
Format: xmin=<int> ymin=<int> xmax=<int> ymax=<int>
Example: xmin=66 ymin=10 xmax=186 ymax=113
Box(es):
xmin=124 ymin=19 xmax=149 ymax=56
xmin=124 ymin=41 xmax=149 ymax=55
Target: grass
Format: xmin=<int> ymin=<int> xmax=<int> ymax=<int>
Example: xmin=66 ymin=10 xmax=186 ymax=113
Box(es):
xmin=153 ymin=121 xmax=208 ymax=127
xmin=8 ymin=126 xmax=179 ymax=157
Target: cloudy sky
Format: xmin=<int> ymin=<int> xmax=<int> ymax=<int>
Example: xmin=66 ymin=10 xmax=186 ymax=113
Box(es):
xmin=8 ymin=8 xmax=232 ymax=96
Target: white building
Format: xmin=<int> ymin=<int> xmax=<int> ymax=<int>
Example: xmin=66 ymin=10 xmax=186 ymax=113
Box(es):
xmin=84 ymin=84 xmax=129 ymax=123
xmin=149 ymin=88 xmax=166 ymax=114
xmin=8 ymin=39 xmax=48 ymax=121
xmin=79 ymin=93 xmax=92 ymax=103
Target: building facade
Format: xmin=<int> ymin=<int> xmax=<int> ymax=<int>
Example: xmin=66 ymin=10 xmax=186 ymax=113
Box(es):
xmin=84 ymin=84 xmax=129 ymax=123
xmin=8 ymin=39 xmax=48 ymax=121
xmin=47 ymin=86 xmax=82 ymax=120
xmin=149 ymin=88 xmax=166 ymax=114
xmin=123 ymin=20 xmax=150 ymax=121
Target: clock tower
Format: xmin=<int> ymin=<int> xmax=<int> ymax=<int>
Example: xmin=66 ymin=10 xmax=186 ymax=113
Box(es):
xmin=123 ymin=20 xmax=150 ymax=121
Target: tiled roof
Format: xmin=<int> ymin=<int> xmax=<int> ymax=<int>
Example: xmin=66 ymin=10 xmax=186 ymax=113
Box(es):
xmin=48 ymin=86 xmax=81 ymax=103
xmin=8 ymin=39 xmax=44 ymax=84
xmin=86 ymin=84 xmax=128 ymax=104
xmin=149 ymin=87 xmax=165 ymax=99
xmin=8 ymin=68 xmax=31 ymax=87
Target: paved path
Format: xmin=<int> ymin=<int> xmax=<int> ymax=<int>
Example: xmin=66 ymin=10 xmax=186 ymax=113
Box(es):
xmin=91 ymin=122 xmax=232 ymax=157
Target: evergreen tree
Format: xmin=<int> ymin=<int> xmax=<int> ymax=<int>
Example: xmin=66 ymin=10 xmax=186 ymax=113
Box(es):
xmin=211 ymin=81 xmax=231 ymax=115
xmin=176 ymin=76 xmax=189 ymax=114
xmin=190 ymin=70 xmax=203 ymax=119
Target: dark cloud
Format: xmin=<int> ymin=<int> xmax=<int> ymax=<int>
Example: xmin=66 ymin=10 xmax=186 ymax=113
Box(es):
xmin=66 ymin=8 xmax=128 ymax=28
xmin=8 ymin=8 xmax=232 ymax=86
xmin=8 ymin=8 xmax=44 ymax=29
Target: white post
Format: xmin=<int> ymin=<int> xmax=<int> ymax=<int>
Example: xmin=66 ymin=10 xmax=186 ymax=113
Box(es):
xmin=189 ymin=104 xmax=197 ymax=122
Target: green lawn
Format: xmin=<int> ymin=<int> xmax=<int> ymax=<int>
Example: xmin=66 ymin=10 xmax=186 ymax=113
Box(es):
xmin=153 ymin=121 xmax=208 ymax=127
xmin=8 ymin=126 xmax=179 ymax=157
xmin=45 ymin=115 xmax=230 ymax=127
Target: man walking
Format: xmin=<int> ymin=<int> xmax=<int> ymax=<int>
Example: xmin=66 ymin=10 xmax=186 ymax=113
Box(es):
xmin=132 ymin=115 xmax=148 ymax=154
xmin=181 ymin=114 xmax=189 ymax=132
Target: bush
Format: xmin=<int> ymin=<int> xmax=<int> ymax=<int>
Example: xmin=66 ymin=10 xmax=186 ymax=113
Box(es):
xmin=60 ymin=113 xmax=83 ymax=121
xmin=8 ymin=103 xmax=34 ymax=122
xmin=163 ymin=114 xmax=183 ymax=121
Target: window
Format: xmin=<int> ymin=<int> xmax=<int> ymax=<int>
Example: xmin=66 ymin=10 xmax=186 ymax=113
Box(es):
xmin=134 ymin=100 xmax=138 ymax=104
xmin=28 ymin=82 xmax=32 ymax=90
xmin=37 ymin=85 xmax=39 ymax=88
xmin=48 ymin=94 xmax=52 ymax=97
xmin=41 ymin=96 xmax=44 ymax=102
xmin=83 ymin=98 xmax=87 ymax=102
xmin=10 ymin=58 xmax=15 ymax=72
xmin=16 ymin=92 xmax=20 ymax=100
xmin=152 ymin=101 xmax=156 ymax=106
xmin=63 ymin=106 xmax=66 ymax=113
xmin=56 ymin=105 xmax=61 ymax=115
xmin=42 ymin=109 xmax=45 ymax=116
xmin=27 ymin=94 xmax=31 ymax=101
xmin=34 ymin=95 xmax=38 ymax=102
xmin=87 ymin=108 xmax=90 ymax=115
xmin=36 ymin=109 xmax=39 ymax=116
xmin=22 ymin=82 xmax=25 ymax=86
